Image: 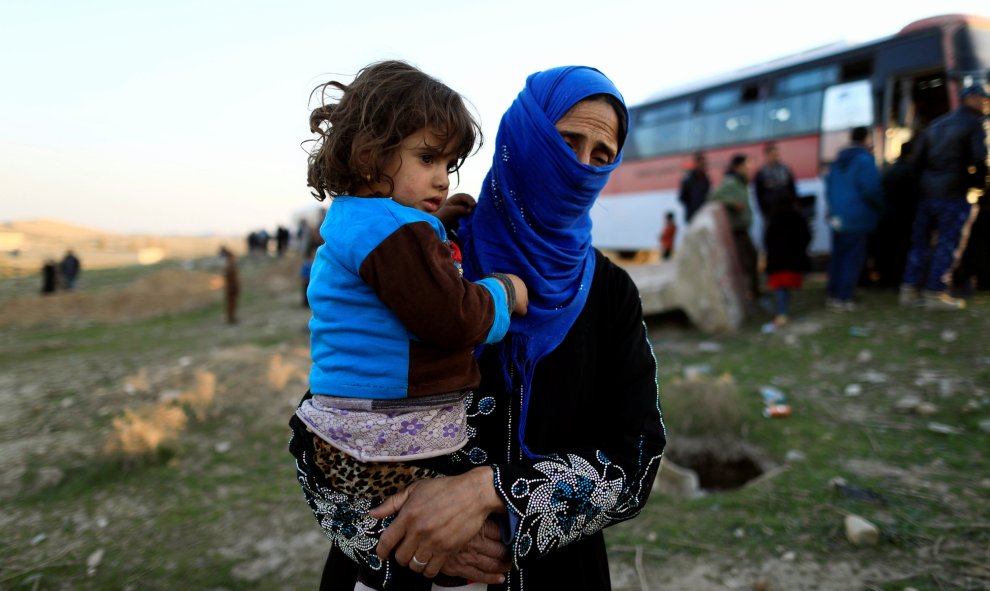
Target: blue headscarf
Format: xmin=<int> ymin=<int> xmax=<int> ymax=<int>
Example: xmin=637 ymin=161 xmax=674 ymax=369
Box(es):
xmin=459 ymin=66 xmax=628 ymax=459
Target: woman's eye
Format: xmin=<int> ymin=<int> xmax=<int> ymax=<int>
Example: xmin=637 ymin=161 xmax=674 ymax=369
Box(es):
xmin=420 ymin=154 xmax=434 ymax=164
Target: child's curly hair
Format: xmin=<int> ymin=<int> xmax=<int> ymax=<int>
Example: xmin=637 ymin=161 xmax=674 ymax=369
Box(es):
xmin=306 ymin=60 xmax=482 ymax=201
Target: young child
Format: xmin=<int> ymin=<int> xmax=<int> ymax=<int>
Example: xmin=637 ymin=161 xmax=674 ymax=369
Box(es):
xmin=659 ymin=211 xmax=677 ymax=260
xmin=763 ymin=196 xmax=811 ymax=328
xmin=290 ymin=60 xmax=526 ymax=589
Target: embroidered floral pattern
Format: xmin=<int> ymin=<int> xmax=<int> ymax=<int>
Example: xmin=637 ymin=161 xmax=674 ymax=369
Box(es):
xmin=503 ymin=453 xmax=628 ymax=561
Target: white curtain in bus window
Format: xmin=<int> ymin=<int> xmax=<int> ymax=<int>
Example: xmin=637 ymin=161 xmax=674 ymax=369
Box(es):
xmin=820 ymin=80 xmax=874 ymax=163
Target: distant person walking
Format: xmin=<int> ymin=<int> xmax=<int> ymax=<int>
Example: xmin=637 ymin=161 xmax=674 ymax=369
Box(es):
xmin=59 ymin=250 xmax=81 ymax=290
xmin=900 ymin=84 xmax=989 ymax=310
xmin=753 ymin=142 xmax=798 ymax=229
xmin=710 ymin=154 xmax=759 ymax=301
xmin=825 ymin=126 xmax=882 ymax=310
xmin=276 ymin=225 xmax=290 ymax=257
xmin=659 ymin=211 xmax=677 ymax=260
xmin=220 ymin=247 xmax=240 ymax=324
xmin=41 ymin=259 xmax=58 ymax=295
xmin=679 ymin=151 xmax=710 ymax=223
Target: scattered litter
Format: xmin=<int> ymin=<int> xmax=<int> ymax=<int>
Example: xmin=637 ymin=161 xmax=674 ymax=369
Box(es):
xmin=940 ymin=329 xmax=958 ymax=342
xmin=831 ymin=478 xmax=885 ymax=504
xmin=844 ymin=384 xmax=862 ymax=397
xmin=31 ymin=533 xmax=47 ymax=545
xmin=763 ymin=404 xmax=791 ymax=418
xmin=759 ymin=386 xmax=786 ymax=404
xmin=927 ymin=422 xmax=962 ymax=435
xmin=849 ymin=326 xmax=870 ymax=337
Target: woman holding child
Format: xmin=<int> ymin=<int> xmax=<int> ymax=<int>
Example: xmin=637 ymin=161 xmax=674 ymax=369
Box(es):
xmin=291 ymin=61 xmax=666 ymax=591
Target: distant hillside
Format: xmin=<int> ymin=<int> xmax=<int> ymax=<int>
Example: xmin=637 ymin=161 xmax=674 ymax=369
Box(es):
xmin=0 ymin=219 xmax=245 ymax=277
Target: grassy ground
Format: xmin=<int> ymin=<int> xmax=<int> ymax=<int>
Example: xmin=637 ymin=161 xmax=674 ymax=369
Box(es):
xmin=1 ymin=257 xmax=987 ymax=590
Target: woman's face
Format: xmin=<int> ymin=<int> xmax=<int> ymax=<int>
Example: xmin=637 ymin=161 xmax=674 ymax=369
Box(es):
xmin=554 ymin=99 xmax=620 ymax=167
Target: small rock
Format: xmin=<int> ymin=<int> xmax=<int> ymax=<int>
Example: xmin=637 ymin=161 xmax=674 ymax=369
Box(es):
xmin=697 ymin=341 xmax=723 ymax=353
xmin=31 ymin=533 xmax=47 ymax=545
xmin=158 ymin=389 xmax=181 ymax=403
xmin=96 ymin=517 xmax=108 ymax=529
xmin=683 ymin=364 xmax=713 ymax=380
xmin=856 ymin=350 xmax=873 ymax=363
xmin=861 ymin=370 xmax=887 ymax=384
xmin=894 ymin=396 xmax=922 ymax=413
xmin=87 ymin=549 xmax=105 ymax=576
xmin=60 ymin=397 xmax=75 ymax=408
xmin=785 ymin=450 xmax=806 ymax=462
xmin=844 ymin=514 xmax=879 ymax=546
xmin=733 ymin=527 xmax=745 ymax=538
xmin=940 ymin=329 xmax=958 ymax=342
xmin=844 ymin=384 xmax=862 ymax=397
xmin=927 ymin=422 xmax=962 ymax=435
xmin=962 ymin=399 xmax=982 ymax=413
xmin=781 ymin=550 xmax=796 ymax=561
xmin=215 ymin=441 xmax=232 ymax=454
xmin=178 ymin=356 xmax=192 ymax=367
xmin=646 ymin=531 xmax=657 ymax=542
xmin=915 ymin=402 xmax=938 ymax=416
xmin=36 ymin=467 xmax=65 ymax=489
xmin=654 ymin=458 xmax=700 ymax=497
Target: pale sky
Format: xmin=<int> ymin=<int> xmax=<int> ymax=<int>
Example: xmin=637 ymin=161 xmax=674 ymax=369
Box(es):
xmin=1 ymin=0 xmax=987 ymax=236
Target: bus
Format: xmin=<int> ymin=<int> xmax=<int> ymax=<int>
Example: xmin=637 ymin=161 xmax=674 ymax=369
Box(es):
xmin=593 ymin=13 xmax=990 ymax=256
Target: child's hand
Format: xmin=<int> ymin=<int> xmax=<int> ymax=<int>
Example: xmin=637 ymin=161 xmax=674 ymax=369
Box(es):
xmin=505 ymin=273 xmax=528 ymax=316
xmin=434 ymin=193 xmax=477 ymax=229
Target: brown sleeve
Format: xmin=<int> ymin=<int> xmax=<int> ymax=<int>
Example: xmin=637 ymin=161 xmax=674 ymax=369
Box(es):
xmin=359 ymin=222 xmax=496 ymax=347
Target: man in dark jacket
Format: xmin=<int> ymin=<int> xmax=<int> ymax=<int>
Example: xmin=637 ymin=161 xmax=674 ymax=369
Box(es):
xmin=871 ymin=140 xmax=919 ymax=289
xmin=825 ymin=127 xmax=883 ymax=310
xmin=900 ymin=84 xmax=989 ymax=310
xmin=678 ymin=152 xmax=710 ymax=223
xmin=754 ymin=142 xmax=798 ymax=221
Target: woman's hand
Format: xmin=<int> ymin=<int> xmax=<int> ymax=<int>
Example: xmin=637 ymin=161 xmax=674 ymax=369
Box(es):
xmin=369 ymin=467 xmax=505 ymax=579
xmin=441 ymin=518 xmax=511 ymax=584
xmin=434 ymin=193 xmax=477 ymax=229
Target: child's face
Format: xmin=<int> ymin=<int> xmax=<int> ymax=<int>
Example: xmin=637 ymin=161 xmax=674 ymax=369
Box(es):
xmin=374 ymin=128 xmax=459 ymax=214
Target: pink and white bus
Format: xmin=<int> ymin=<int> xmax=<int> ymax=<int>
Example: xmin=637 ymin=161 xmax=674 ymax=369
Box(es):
xmin=593 ymin=14 xmax=990 ymax=255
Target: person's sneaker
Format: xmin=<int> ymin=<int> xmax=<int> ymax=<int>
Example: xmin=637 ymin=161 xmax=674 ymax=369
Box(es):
xmin=923 ymin=291 xmax=967 ymax=310
xmin=898 ymin=285 xmax=922 ymax=307
xmin=826 ymin=298 xmax=858 ymax=311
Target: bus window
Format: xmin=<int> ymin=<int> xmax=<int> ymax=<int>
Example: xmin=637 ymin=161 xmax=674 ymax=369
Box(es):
xmin=773 ymin=65 xmax=839 ymax=95
xmin=700 ymin=88 xmax=740 ymax=112
xmin=765 ymin=91 xmax=824 ymax=138
xmin=700 ymin=103 xmax=764 ymax=148
xmin=631 ymin=118 xmax=693 ymax=158
xmin=638 ymin=100 xmax=692 ymax=124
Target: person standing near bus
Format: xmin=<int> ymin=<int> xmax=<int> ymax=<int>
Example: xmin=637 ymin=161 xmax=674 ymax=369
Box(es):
xmin=753 ymin=142 xmax=798 ymax=223
xmin=824 ymin=126 xmax=882 ymax=311
xmin=710 ymin=154 xmax=759 ymax=301
xmin=899 ymin=84 xmax=989 ymax=310
xmin=679 ymin=151 xmax=710 ymax=223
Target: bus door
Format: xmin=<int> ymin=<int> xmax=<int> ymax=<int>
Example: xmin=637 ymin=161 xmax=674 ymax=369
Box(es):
xmin=884 ymin=71 xmax=950 ymax=163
